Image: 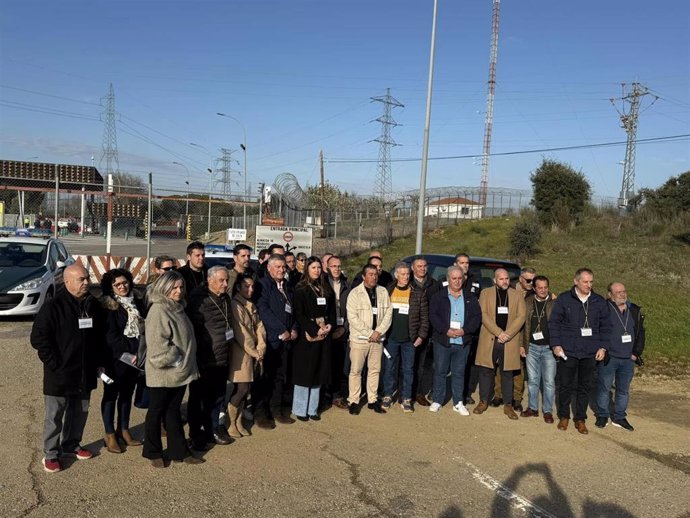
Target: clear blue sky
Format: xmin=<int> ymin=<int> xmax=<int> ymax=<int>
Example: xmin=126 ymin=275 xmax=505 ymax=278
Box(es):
xmin=1 ymin=0 xmax=688 ymax=199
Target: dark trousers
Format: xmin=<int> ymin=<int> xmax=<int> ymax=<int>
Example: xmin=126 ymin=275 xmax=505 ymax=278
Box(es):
xmin=413 ymin=340 xmax=431 ymax=397
xmin=478 ymin=340 xmax=515 ymax=403
xmin=556 ymin=356 xmax=596 ymax=421
xmin=143 ymin=385 xmax=189 ymax=461
xmin=464 ymin=338 xmax=480 ymax=399
xmin=252 ymin=342 xmax=292 ymax=416
xmin=101 ymin=374 xmax=137 ymax=434
xmin=328 ymin=338 xmax=348 ymax=399
xmin=188 ymin=366 xmax=228 ymax=439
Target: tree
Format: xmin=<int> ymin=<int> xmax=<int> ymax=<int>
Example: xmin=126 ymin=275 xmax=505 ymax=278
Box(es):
xmin=631 ymin=171 xmax=690 ymax=217
xmin=530 ymin=159 xmax=591 ymax=228
xmin=508 ymin=211 xmax=543 ymax=262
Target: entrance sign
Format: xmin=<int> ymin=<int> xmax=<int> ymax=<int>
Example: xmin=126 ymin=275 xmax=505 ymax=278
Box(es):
xmin=255 ymin=225 xmax=313 ymax=255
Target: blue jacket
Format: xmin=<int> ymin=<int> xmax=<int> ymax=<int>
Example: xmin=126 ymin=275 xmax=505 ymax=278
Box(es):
xmin=605 ymin=300 xmax=645 ymax=359
xmin=256 ymin=276 xmax=298 ymax=349
xmin=548 ymin=287 xmax=612 ymax=359
xmin=429 ymin=288 xmax=481 ymax=347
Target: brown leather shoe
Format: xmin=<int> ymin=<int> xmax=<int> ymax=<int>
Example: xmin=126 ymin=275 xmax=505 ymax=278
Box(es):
xmin=473 ymin=401 xmax=489 ymax=414
xmin=503 ymin=404 xmax=519 ymax=420
xmin=520 ymin=408 xmax=539 ymax=418
xmin=104 ymin=433 xmax=122 ymax=454
xmin=543 ymin=412 xmax=554 ymax=424
xmin=557 ymin=417 xmax=569 ymax=431
xmin=255 ymin=416 xmax=276 ymax=430
xmin=274 ymin=413 xmax=295 ymax=425
xmin=118 ymin=428 xmax=142 ymax=447
xmin=332 ymin=398 xmax=349 ymax=410
xmin=574 ymin=420 xmax=589 ymax=435
xmin=415 ymin=394 xmax=431 ymax=407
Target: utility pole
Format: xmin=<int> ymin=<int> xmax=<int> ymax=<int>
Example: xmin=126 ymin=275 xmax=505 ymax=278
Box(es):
xmin=479 ymin=0 xmax=502 ymax=209
xmin=371 ymin=88 xmax=404 ymax=201
xmin=99 ymin=83 xmax=120 ymax=179
xmin=320 ymin=150 xmax=326 ymax=238
xmin=610 ymin=83 xmax=658 ymax=209
xmin=216 ymin=148 xmax=238 ymax=199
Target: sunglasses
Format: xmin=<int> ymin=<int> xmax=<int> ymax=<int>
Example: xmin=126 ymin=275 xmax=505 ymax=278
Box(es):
xmin=522 ymin=278 xmax=534 ymax=284
xmin=161 ymin=266 xmax=176 ymax=271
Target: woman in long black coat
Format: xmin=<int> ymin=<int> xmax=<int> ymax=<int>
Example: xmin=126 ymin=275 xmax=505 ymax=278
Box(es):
xmin=100 ymin=268 xmax=146 ymax=453
xmin=291 ymin=256 xmax=336 ymax=420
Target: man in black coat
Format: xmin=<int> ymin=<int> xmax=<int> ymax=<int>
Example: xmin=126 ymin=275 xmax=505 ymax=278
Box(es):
xmin=177 ymin=241 xmax=208 ymax=297
xmin=187 ymin=266 xmax=234 ymax=449
xmin=325 ymin=255 xmax=351 ymax=409
xmin=254 ymin=253 xmax=297 ymax=428
xmin=31 ymin=264 xmax=108 ymax=473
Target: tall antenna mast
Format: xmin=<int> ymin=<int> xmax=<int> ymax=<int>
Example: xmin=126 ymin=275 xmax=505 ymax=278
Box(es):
xmin=610 ymin=82 xmax=657 ymax=208
xmin=479 ymin=0 xmax=501 ymax=208
xmin=371 ymin=88 xmax=404 ymax=201
xmin=99 ymin=83 xmax=120 ymax=177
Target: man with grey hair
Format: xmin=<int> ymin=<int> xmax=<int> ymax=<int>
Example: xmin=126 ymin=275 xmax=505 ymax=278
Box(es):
xmin=428 ymin=266 xmax=481 ymax=414
xmin=31 ymin=264 xmax=108 ymax=473
xmin=187 ymin=266 xmax=234 ymax=448
xmin=382 ymin=262 xmax=429 ymax=412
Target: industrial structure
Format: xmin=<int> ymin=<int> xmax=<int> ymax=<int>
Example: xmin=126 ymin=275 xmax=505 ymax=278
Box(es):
xmin=371 ymin=88 xmax=404 ymax=201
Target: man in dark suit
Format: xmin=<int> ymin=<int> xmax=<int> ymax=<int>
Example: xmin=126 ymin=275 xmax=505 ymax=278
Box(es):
xmin=254 ymin=253 xmax=297 ymax=428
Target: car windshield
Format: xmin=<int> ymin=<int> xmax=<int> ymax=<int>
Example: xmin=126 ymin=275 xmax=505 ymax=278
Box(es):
xmin=0 ymin=242 xmax=48 ymax=267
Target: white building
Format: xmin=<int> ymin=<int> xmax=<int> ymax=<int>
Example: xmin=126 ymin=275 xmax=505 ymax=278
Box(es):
xmin=425 ymin=196 xmax=483 ymax=219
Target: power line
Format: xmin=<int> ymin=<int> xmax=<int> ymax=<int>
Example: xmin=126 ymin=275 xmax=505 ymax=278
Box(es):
xmin=327 ymin=134 xmax=690 ymax=163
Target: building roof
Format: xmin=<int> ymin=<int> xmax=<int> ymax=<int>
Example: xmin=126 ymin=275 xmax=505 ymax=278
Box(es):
xmin=428 ymin=196 xmax=481 ymax=206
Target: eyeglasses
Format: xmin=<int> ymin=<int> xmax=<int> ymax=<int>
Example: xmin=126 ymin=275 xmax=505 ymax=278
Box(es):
xmin=522 ymin=278 xmax=534 ymax=284
xmin=113 ymin=281 xmax=130 ymax=288
xmin=161 ymin=266 xmax=176 ymax=271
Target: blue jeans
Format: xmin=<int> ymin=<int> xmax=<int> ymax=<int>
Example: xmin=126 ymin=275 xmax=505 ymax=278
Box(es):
xmin=597 ymin=357 xmax=635 ymax=420
xmin=383 ymin=340 xmax=415 ymax=400
xmin=525 ymin=344 xmax=557 ymax=413
xmin=432 ymin=341 xmax=471 ymax=406
xmin=292 ymin=385 xmax=320 ymax=417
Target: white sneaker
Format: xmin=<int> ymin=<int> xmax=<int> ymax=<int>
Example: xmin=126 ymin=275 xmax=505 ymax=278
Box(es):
xmin=453 ymin=402 xmax=470 ymax=416
xmin=429 ymin=402 xmax=442 ymax=412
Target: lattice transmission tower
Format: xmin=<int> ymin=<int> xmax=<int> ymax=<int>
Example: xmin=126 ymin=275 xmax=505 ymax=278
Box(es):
xmin=479 ymin=0 xmax=502 ymax=207
xmin=610 ymin=82 xmax=657 ymax=208
xmin=216 ymin=148 xmax=239 ymax=198
xmin=371 ymin=88 xmax=404 ymax=201
xmin=99 ymin=83 xmax=120 ymax=177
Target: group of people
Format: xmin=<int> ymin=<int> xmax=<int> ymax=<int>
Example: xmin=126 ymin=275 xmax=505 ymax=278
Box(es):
xmin=31 ymin=242 xmax=645 ymax=473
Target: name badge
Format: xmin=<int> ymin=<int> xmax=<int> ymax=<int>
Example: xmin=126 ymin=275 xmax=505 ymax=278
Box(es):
xmin=78 ymin=318 xmax=93 ymax=329
xmin=398 ymin=304 xmax=409 ymax=315
xmin=372 ymin=307 xmax=378 ymax=315
xmin=442 ymin=281 xmax=449 ymax=287
xmin=225 ymin=329 xmax=234 ymax=341
xmin=285 ymin=303 xmax=292 ymax=314
xmin=581 ymin=328 xmax=593 ymax=337
xmin=621 ymin=334 xmax=632 ymax=343
xmin=337 ymin=317 xmax=344 ymax=326
xmin=450 ymin=321 xmax=462 ymax=330
xmin=497 ymin=306 xmax=509 ymax=314
xmin=472 ymin=282 xmax=480 ymax=288
xmin=317 ymin=297 xmax=327 ymax=306
xmin=532 ymin=332 xmax=544 ymax=341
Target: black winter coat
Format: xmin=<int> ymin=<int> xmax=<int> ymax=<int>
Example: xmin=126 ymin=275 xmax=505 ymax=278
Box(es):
xmin=101 ymin=294 xmax=146 ymax=379
xmin=31 ymin=291 xmax=108 ymax=396
xmin=429 ymin=288 xmax=482 ymax=347
xmin=187 ymin=286 xmax=232 ymax=370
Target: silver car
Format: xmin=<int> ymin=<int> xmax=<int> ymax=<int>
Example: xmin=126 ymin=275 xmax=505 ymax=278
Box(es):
xmin=0 ymin=237 xmax=75 ymax=316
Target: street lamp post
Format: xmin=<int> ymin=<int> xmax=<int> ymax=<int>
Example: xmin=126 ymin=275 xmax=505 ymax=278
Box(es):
xmin=206 ymin=168 xmax=213 ymax=240
xmin=172 ymin=161 xmax=190 ymax=235
xmin=216 ymin=113 xmax=247 ymax=230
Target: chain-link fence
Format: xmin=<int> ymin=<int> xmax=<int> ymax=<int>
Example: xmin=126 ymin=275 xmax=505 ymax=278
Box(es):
xmin=0 ymin=161 xmax=618 ymax=282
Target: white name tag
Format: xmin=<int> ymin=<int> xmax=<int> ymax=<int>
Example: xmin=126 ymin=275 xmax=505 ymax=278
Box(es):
xmin=225 ymin=329 xmax=234 ymax=341
xmin=450 ymin=321 xmax=462 ymax=330
xmin=78 ymin=318 xmax=93 ymax=329
xmin=532 ymin=332 xmax=544 ymax=341
xmin=472 ymin=282 xmax=480 ymax=288
xmin=398 ymin=304 xmax=409 ymax=315
xmin=621 ymin=334 xmax=632 ymax=343
xmin=442 ymin=281 xmax=449 ymax=287
xmin=372 ymin=307 xmax=378 ymax=315
xmin=317 ymin=297 xmax=327 ymax=306
xmin=285 ymin=303 xmax=292 ymax=314
xmin=383 ymin=347 xmax=392 ymax=359
xmin=497 ymin=306 xmax=509 ymax=314
xmin=581 ymin=328 xmax=593 ymax=337
xmin=337 ymin=317 xmax=344 ymax=326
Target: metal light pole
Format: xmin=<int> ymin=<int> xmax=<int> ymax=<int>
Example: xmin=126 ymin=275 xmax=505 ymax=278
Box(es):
xmin=216 ymin=113 xmax=247 ymax=229
xmin=172 ymin=162 xmax=190 ymax=230
xmin=415 ymin=0 xmax=439 ymax=254
xmin=206 ymin=168 xmax=213 ymax=241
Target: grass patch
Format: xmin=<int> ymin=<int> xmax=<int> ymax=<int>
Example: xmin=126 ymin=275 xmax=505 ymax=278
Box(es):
xmin=342 ymin=214 xmax=690 ymax=369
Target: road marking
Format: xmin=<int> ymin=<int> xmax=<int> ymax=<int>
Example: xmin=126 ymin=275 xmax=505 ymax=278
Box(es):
xmin=450 ymin=455 xmax=559 ymax=518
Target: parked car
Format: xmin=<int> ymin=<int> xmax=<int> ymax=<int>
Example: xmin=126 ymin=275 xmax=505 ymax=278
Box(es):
xmin=203 ymin=245 xmax=259 ymax=272
xmin=0 ymin=237 xmax=75 ymax=316
xmin=400 ymin=254 xmax=521 ymax=290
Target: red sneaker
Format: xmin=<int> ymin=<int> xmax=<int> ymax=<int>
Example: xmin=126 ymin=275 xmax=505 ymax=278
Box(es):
xmin=64 ymin=447 xmax=93 ymax=460
xmin=42 ymin=457 xmax=61 ymax=473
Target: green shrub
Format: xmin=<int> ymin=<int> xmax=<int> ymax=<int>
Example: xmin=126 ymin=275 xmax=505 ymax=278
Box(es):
xmin=509 ymin=213 xmax=543 ymax=262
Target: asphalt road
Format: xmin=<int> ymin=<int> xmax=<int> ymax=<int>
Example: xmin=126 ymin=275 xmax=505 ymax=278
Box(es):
xmin=1 ymin=318 xmax=689 ymax=518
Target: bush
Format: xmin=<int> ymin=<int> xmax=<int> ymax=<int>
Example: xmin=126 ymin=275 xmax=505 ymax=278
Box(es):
xmin=508 ymin=212 xmax=543 ymax=262
xmin=530 ymin=159 xmax=592 ymax=229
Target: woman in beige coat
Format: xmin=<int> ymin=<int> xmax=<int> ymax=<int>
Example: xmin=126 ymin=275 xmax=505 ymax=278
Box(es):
xmin=228 ymin=275 xmax=266 ymax=437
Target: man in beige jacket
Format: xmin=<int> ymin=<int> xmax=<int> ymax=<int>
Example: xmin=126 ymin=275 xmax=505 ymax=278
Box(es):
xmin=346 ymin=264 xmax=392 ymax=415
xmin=473 ymin=268 xmax=527 ymax=420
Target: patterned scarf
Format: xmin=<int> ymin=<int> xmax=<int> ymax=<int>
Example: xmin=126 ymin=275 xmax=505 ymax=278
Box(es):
xmin=115 ymin=295 xmax=142 ymax=338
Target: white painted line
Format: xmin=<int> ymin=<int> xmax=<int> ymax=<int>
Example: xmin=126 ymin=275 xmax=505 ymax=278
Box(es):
xmin=451 ymin=455 xmax=559 ymax=518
